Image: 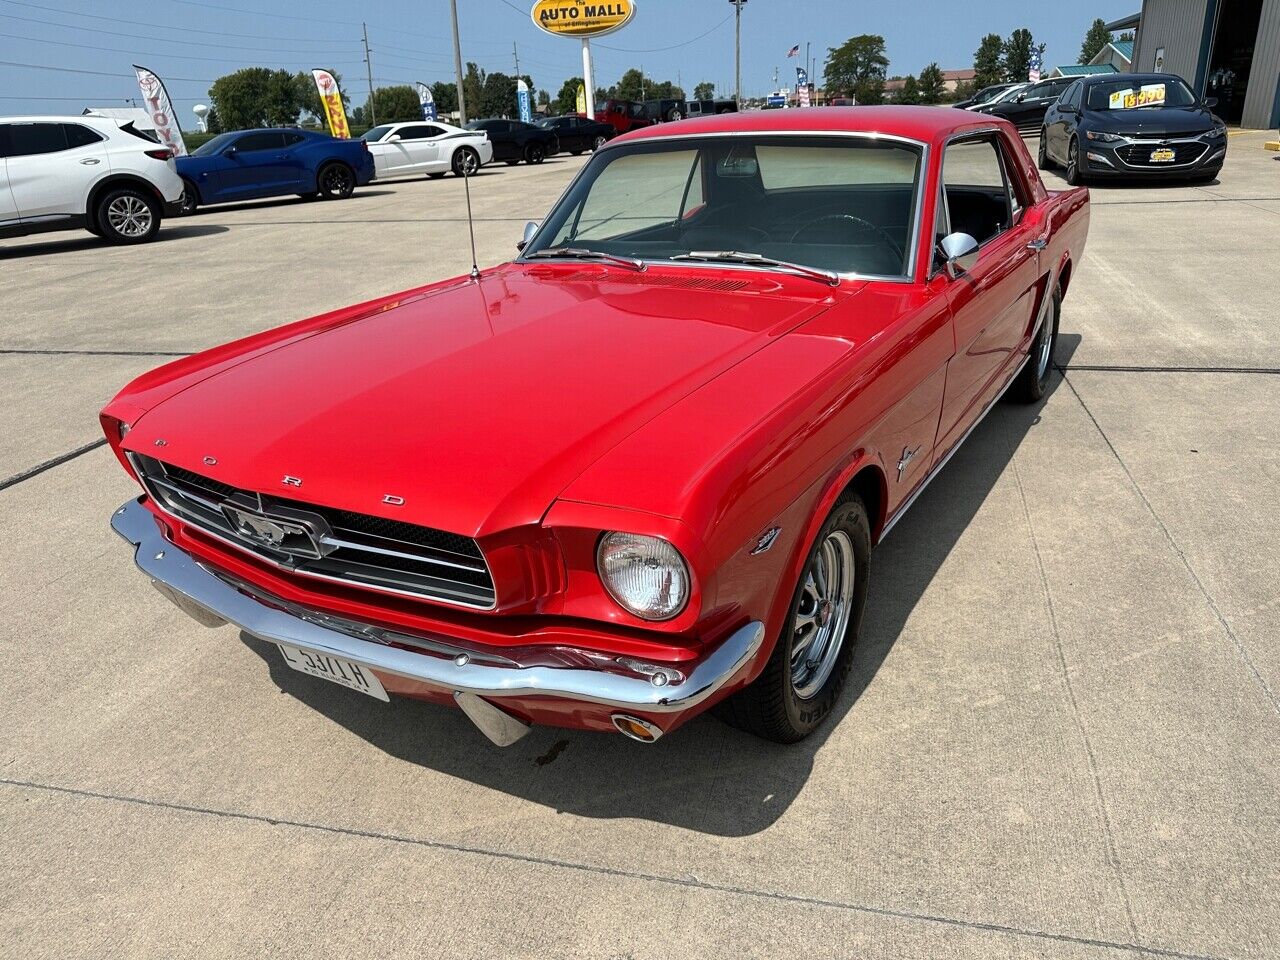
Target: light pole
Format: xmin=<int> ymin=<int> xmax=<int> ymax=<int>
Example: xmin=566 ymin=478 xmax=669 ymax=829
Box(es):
xmin=449 ymin=0 xmax=467 ymax=124
xmin=730 ymin=0 xmax=746 ymax=108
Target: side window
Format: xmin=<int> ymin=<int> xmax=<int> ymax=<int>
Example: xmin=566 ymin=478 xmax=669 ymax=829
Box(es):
xmin=282 ymin=132 xmax=305 ymax=146
xmin=6 ymin=123 xmax=68 ymax=157
xmin=1066 ymin=82 xmax=1083 ymax=109
xmin=63 ymin=124 xmax=104 ymax=148
xmin=234 ymin=132 xmax=284 ymax=152
xmin=941 ymin=137 xmax=1013 ymax=247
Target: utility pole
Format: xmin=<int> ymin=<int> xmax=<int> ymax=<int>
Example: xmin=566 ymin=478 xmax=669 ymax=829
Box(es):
xmin=449 ymin=0 xmax=467 ymax=124
xmin=513 ymin=42 xmax=520 ymax=82
xmin=362 ymin=22 xmax=376 ymax=127
xmin=730 ymin=0 xmax=746 ymax=108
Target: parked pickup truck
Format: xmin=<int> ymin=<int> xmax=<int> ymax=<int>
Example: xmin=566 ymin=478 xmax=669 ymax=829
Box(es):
xmin=595 ymin=97 xmax=737 ymax=135
xmin=105 ymin=108 xmax=1088 ymax=749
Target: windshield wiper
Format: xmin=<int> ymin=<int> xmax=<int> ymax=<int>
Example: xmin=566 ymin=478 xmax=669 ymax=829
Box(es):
xmin=524 ymin=247 xmax=645 ymax=271
xmin=671 ymin=251 xmax=840 ymax=286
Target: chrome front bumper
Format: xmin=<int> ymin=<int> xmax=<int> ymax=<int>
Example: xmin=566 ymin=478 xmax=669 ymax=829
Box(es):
xmin=112 ymin=498 xmax=764 ymax=745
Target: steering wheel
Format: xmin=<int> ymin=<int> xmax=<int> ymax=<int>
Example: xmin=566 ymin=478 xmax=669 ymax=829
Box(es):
xmin=789 ymin=214 xmax=904 ymax=261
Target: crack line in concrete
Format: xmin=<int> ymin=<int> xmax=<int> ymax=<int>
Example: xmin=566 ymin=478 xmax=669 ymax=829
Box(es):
xmin=1009 ymin=454 xmax=1143 ymax=945
xmin=0 ymin=349 xmax=193 ymax=357
xmin=1060 ymin=364 xmax=1280 ymax=375
xmin=1062 ymin=373 xmax=1279 ymax=718
xmin=0 ymin=439 xmax=106 ymax=492
xmin=0 ymin=777 xmax=1231 ymax=960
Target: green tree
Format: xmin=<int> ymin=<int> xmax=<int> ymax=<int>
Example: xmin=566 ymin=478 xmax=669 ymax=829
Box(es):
xmin=1002 ymin=28 xmax=1036 ymax=82
xmin=294 ymin=70 xmax=348 ymax=127
xmin=649 ymin=79 xmax=685 ymax=100
xmin=554 ymin=77 xmax=583 ymax=114
xmin=973 ymin=33 xmax=1005 ymax=90
xmin=430 ymin=81 xmax=458 ymax=115
xmin=1079 ymin=18 xmax=1112 ymax=64
xmin=1118 ymin=30 xmax=1135 ymax=42
xmin=211 ymin=67 xmax=307 ymax=130
xmin=463 ymin=63 xmax=485 ymax=119
xmin=694 ymin=81 xmax=715 ymax=100
xmin=894 ymin=75 xmax=921 ymax=105
xmin=537 ymin=89 xmax=550 ymax=106
xmin=614 ymin=67 xmax=646 ymax=101
xmin=824 ymin=34 xmax=889 ymax=103
xmin=367 ymin=85 xmax=421 ymax=124
xmin=948 ymin=79 xmax=976 ymax=103
xmin=917 ymin=62 xmax=945 ymax=104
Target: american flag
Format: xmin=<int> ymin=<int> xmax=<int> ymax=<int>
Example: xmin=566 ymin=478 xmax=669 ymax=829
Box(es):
xmin=786 ymin=44 xmax=800 ymax=58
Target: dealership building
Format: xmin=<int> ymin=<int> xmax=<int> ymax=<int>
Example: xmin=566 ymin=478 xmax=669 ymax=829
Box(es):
xmin=1111 ymin=0 xmax=1280 ymax=128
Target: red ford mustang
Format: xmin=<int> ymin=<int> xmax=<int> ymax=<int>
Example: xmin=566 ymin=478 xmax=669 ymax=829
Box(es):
xmin=103 ymin=108 xmax=1089 ymax=747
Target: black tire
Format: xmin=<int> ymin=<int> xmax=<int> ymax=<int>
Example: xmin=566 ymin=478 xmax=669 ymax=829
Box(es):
xmin=1037 ymin=130 xmax=1052 ymax=170
xmin=1064 ymin=137 xmax=1084 ymax=186
xmin=95 ymin=186 xmax=161 ymax=245
xmin=524 ymin=142 xmax=546 ymax=164
xmin=317 ymin=162 xmax=356 ymax=200
xmin=592 ymin=135 xmax=607 ymax=150
xmin=667 ymin=108 xmax=682 ymax=122
xmin=451 ymin=146 xmax=479 ymax=177
xmin=717 ymin=494 xmax=870 ymax=743
xmin=179 ymin=181 xmax=198 ymax=215
xmin=1010 ymin=284 xmax=1061 ymax=403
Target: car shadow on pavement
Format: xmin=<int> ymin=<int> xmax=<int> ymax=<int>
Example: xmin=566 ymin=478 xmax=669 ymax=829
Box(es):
xmin=183 ymin=190 xmax=398 ymax=217
xmin=0 ymin=224 xmax=229 ymax=259
xmin=239 ymin=334 xmax=1082 ymax=837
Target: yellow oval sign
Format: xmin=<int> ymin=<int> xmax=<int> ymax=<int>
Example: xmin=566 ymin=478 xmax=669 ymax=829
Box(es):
xmin=531 ymin=0 xmax=635 ymax=39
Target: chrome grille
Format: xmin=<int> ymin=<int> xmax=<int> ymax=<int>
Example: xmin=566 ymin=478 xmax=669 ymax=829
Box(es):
xmin=131 ymin=455 xmax=495 ymax=610
xmin=1117 ymin=142 xmax=1207 ymax=167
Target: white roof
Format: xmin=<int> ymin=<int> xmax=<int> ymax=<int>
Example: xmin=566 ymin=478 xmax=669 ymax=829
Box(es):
xmin=82 ymin=107 xmax=155 ymax=130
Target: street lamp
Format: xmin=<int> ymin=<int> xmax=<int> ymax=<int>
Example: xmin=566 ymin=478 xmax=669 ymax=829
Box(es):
xmin=730 ymin=0 xmax=746 ymax=108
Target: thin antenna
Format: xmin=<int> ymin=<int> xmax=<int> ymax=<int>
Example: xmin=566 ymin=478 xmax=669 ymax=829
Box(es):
xmin=461 ymin=163 xmax=480 ymax=281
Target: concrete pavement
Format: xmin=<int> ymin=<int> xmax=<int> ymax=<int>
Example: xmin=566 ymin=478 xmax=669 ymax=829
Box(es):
xmin=1 ymin=134 xmax=1277 ymax=959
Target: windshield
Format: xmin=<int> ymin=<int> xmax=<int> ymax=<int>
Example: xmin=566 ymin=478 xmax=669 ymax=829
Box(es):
xmin=1088 ymin=78 xmax=1197 ymax=110
xmin=523 ymin=135 xmax=923 ymax=278
xmin=973 ymin=85 xmax=1009 ymax=104
xmin=990 ymin=84 xmax=1027 ymax=104
xmin=191 ymin=132 xmax=236 ymax=157
xmin=362 ymin=125 xmax=394 ymax=141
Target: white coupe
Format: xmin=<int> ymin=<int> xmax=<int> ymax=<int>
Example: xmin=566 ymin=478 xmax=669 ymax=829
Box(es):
xmin=360 ymin=121 xmax=492 ymax=179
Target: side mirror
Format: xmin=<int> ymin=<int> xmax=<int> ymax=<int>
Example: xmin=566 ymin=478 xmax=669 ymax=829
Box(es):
xmin=1204 ymin=96 xmax=1218 ymax=108
xmin=388 ymin=134 xmax=401 ymax=142
xmin=224 ymin=145 xmax=238 ymax=155
xmin=517 ymin=220 xmax=539 ymax=251
xmin=938 ymin=232 xmax=980 ymax=278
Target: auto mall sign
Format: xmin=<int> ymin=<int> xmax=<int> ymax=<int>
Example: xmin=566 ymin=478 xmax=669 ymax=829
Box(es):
xmin=530 ymin=0 xmax=635 ymax=38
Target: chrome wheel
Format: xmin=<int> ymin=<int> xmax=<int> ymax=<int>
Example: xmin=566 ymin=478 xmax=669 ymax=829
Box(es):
xmin=1035 ymin=304 xmax=1054 ymax=381
xmin=592 ymin=135 xmax=607 ymax=150
xmin=454 ymin=147 xmax=478 ymax=176
xmin=790 ymin=529 xmax=856 ymax=700
xmin=106 ymin=195 xmax=153 ymax=237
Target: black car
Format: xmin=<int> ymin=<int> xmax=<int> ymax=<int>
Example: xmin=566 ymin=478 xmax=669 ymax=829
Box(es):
xmin=464 ymin=119 xmax=559 ymax=165
xmin=973 ymin=76 xmax=1073 ymax=133
xmin=535 ymin=115 xmax=613 ymax=154
xmin=953 ymin=82 xmax=1023 ymax=110
xmin=1039 ymin=73 xmax=1226 ymax=185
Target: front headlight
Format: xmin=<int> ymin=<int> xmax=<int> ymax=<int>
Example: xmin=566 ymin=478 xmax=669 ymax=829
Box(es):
xmin=597 ymin=532 xmax=690 ymax=621
xmin=1086 ymin=130 xmax=1124 ymax=143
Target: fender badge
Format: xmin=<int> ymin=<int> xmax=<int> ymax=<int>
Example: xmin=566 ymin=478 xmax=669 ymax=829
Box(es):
xmin=153 ymin=439 xmax=168 ymax=447
xmin=203 ymin=456 xmax=218 ymax=466
xmin=751 ymin=527 xmax=781 ymax=555
xmin=281 ymin=475 xmax=302 ymax=487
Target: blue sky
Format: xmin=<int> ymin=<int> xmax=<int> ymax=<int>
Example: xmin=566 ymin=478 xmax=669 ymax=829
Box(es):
xmin=1 ymin=0 xmax=1138 ymax=119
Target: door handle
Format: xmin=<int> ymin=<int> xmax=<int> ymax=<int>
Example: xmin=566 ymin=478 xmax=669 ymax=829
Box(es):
xmin=79 ymin=158 xmax=101 ymax=165
xmin=1026 ymin=237 xmax=1049 ymax=251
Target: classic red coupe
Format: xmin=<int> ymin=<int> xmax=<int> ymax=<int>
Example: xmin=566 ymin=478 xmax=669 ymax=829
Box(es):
xmin=104 ymin=108 xmax=1088 ymax=746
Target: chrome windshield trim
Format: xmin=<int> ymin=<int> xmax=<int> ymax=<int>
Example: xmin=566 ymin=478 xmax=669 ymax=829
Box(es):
xmin=111 ymin=498 xmax=765 ymax=723
xmin=517 ymin=130 xmax=930 ymax=284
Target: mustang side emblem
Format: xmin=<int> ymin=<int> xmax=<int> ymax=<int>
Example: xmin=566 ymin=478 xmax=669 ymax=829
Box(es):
xmin=897 ymin=445 xmax=921 ymax=482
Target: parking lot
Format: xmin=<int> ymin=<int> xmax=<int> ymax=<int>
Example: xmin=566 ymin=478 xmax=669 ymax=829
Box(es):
xmin=2 ymin=131 xmax=1277 ymax=959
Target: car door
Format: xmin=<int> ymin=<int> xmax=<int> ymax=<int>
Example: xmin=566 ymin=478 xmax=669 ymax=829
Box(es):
xmin=2 ymin=121 xmax=107 ymax=222
xmin=0 ymin=127 xmax=19 ymax=231
xmin=1043 ymin=81 xmax=1075 ymax=153
xmin=936 ymin=133 xmax=1044 ymax=455
xmin=215 ymin=132 xmax=290 ymax=199
xmin=395 ymin=124 xmax=444 ymax=172
xmin=277 ymin=131 xmax=308 ymax=190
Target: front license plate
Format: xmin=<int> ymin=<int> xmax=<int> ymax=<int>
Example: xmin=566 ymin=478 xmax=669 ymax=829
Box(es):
xmin=276 ymin=643 xmax=389 ymax=701
xmin=1149 ymin=148 xmax=1176 ymax=163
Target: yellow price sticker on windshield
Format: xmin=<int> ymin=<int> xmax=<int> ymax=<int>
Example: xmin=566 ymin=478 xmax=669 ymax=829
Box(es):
xmin=1109 ymin=83 xmax=1166 ymax=109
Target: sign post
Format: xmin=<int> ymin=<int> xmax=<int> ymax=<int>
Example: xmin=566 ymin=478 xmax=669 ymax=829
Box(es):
xmin=530 ymin=0 xmax=636 ymax=119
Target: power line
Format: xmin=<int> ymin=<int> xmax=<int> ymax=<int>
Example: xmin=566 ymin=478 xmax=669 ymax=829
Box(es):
xmin=3 ymin=30 xmax=373 ymax=66
xmin=0 ymin=58 xmax=212 ymax=83
xmin=596 ymin=14 xmax=733 ymax=53
xmin=0 ymin=0 xmax=355 ymax=44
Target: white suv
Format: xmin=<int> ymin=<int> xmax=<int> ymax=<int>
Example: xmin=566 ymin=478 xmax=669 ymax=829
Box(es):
xmin=0 ymin=115 xmax=185 ymax=245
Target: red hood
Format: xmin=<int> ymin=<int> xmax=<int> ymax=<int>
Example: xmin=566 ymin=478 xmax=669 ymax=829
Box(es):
xmin=125 ymin=265 xmax=839 ymax=537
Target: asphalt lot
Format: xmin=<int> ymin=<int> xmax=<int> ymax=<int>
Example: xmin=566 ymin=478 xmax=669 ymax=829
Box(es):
xmin=2 ymin=133 xmax=1278 ymax=960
